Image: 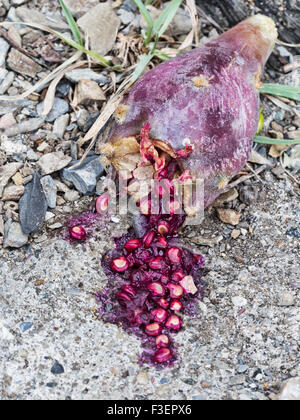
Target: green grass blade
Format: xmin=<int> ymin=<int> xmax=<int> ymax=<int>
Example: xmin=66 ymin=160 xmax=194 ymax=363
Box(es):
xmin=256 ymin=107 xmax=264 ymax=135
xmin=53 ymin=30 xmax=111 ymax=67
xmin=254 ymin=135 xmax=300 ymax=145
xmin=153 ymin=50 xmax=172 ymax=61
xmin=260 ymin=83 xmax=300 ymax=102
xmin=130 ymin=53 xmax=154 ymax=85
xmin=59 ymin=0 xmax=83 ymax=46
xmin=132 ymin=0 xmax=153 ymax=44
xmin=153 ymin=0 xmax=183 ymax=38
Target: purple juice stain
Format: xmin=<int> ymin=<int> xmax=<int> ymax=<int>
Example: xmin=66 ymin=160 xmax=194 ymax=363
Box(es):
xmin=65 ymin=141 xmax=206 ymax=367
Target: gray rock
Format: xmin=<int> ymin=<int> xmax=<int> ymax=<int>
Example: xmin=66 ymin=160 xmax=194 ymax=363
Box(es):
xmin=62 ymin=154 xmax=105 ymax=194
xmin=77 ymin=3 xmax=120 ymax=56
xmin=37 ymin=98 xmax=69 ymax=123
xmin=64 ymin=190 xmax=80 ymax=202
xmin=76 ymin=109 xmax=89 ymax=129
xmin=3 ymin=220 xmax=28 ymax=248
xmin=117 ymin=8 xmax=135 ymax=25
xmin=19 ymin=172 xmax=48 ymax=234
xmin=3 ymin=117 xmax=44 ymax=137
xmin=40 ymin=175 xmax=57 ymax=209
xmin=0 ymin=138 xmax=28 ymax=155
xmin=0 ymin=71 xmax=14 ymax=95
xmin=0 ymin=162 xmax=23 ymax=198
xmin=52 ymin=114 xmax=69 ymax=138
xmin=0 ymin=215 xmax=4 ymax=236
xmin=0 ymin=99 xmax=33 ymax=116
xmin=16 ymin=6 xmax=69 ymax=31
xmin=26 ymin=148 xmax=40 ymax=162
xmin=0 ymin=38 xmax=10 ymax=67
xmin=63 ymin=0 xmax=100 ymax=18
xmin=2 ymin=184 xmax=24 ymax=201
xmin=237 ymin=364 xmax=249 ymax=374
xmin=51 ymin=362 xmax=64 ymax=375
xmin=7 ymin=48 xmax=42 ymax=77
xmin=140 ymin=5 xmax=192 ymax=36
xmin=0 ymin=68 xmax=8 ymax=84
xmin=123 ymin=0 xmax=138 ymax=13
xmin=64 ymin=68 xmax=110 ymax=85
xmin=37 ymin=152 xmax=72 ymax=176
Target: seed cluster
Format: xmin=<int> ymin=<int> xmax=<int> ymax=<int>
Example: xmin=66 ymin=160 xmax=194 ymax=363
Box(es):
xmin=99 ymin=224 xmax=205 ymax=365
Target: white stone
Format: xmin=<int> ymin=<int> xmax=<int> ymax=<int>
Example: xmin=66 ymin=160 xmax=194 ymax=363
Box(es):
xmin=276 ymin=377 xmax=300 ymax=400
xmin=231 ymin=296 xmax=248 ymax=307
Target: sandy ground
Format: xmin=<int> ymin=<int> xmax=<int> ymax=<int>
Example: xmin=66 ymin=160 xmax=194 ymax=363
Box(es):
xmin=0 ymin=167 xmax=299 ymax=400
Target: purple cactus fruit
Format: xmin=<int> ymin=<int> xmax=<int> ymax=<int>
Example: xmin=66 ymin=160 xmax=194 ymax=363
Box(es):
xmin=102 ymin=15 xmax=277 ymax=209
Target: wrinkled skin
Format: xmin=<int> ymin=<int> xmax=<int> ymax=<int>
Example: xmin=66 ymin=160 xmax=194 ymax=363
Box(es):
xmin=107 ymin=15 xmax=277 ymax=208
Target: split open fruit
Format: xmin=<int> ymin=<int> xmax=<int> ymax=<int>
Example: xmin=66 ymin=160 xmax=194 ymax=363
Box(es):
xmin=93 ymin=15 xmax=277 ymax=365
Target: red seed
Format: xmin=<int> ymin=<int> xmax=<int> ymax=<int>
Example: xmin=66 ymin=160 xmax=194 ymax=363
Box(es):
xmin=156 ymin=237 xmax=168 ymax=249
xmin=149 ymin=256 xmax=165 ymax=270
xmin=166 ymin=247 xmax=182 ymax=264
xmin=95 ymin=193 xmax=109 ymax=213
xmin=124 ymin=238 xmax=142 ymax=252
xmin=157 ymin=298 xmax=169 ymax=309
xmin=157 ymin=221 xmax=170 ymax=236
xmin=150 ymin=308 xmax=168 ymax=323
xmin=117 ymin=291 xmax=131 ymax=303
xmin=165 ymin=315 xmax=182 ymax=330
xmin=170 ymin=299 xmax=183 ymax=312
xmin=172 ymin=270 xmax=185 ymax=282
xmin=143 ymin=230 xmax=156 ymax=248
xmin=145 ymin=322 xmax=162 ymax=336
xmin=155 ymin=334 xmax=170 ymax=348
xmin=153 ymin=348 xmax=173 ymax=363
xmin=167 ymin=283 xmax=184 ymax=299
xmin=147 ymin=282 xmax=165 ymax=297
xmin=110 ymin=256 xmax=129 ymax=272
xmin=122 ymin=284 xmax=137 ymax=297
xmin=69 ymin=226 xmax=87 ymax=241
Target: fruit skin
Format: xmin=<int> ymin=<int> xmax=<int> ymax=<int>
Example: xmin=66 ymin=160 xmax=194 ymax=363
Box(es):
xmin=105 ymin=15 xmax=277 ymax=208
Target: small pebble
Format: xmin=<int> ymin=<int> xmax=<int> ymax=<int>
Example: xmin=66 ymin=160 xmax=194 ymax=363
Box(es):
xmin=51 ymin=362 xmax=64 ymax=375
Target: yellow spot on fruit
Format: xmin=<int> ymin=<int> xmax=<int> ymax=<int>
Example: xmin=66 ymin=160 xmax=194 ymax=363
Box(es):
xmin=192 ymin=76 xmax=210 ymax=88
xmin=254 ymin=70 xmax=263 ymax=90
xmin=114 ymin=105 xmax=128 ymax=124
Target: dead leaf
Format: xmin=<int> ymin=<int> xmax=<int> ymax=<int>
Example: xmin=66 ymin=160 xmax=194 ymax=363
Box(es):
xmin=248 ymin=149 xmax=273 ymax=166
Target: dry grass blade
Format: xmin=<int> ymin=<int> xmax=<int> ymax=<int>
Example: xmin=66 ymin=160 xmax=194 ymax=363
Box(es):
xmin=276 ymin=39 xmax=300 ymax=48
xmin=70 ymin=77 xmax=133 ymax=169
xmin=42 ymin=60 xmax=86 ymax=116
xmin=185 ymin=0 xmax=199 ymax=47
xmin=178 ymin=30 xmax=194 ymax=51
xmin=0 ymin=50 xmax=82 ymax=101
xmin=223 ymin=165 xmax=268 ymax=192
xmin=279 ymin=150 xmax=300 ymax=185
xmin=265 ymin=94 xmax=299 ymax=116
